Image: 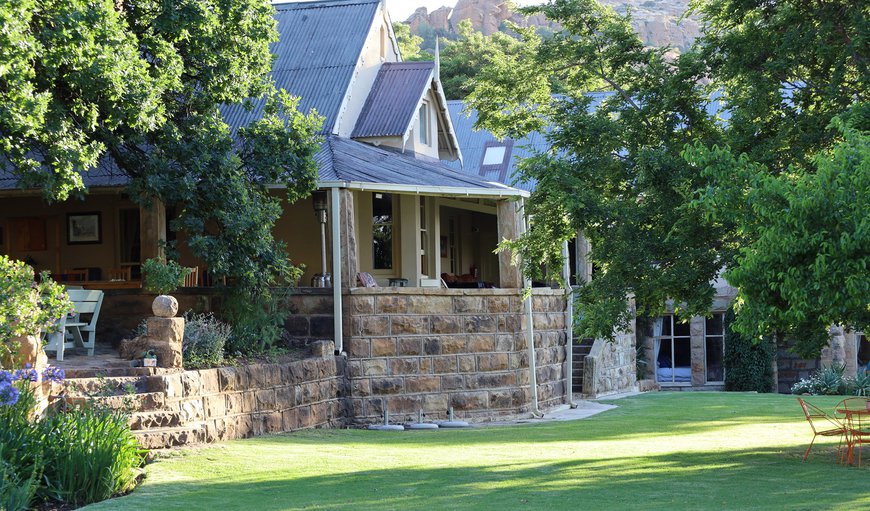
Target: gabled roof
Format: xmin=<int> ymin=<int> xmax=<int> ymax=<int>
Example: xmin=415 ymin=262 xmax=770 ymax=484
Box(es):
xmin=316 ymin=136 xmax=526 ymax=198
xmin=352 ymin=62 xmax=436 ymax=138
xmin=222 ymin=0 xmax=381 ymax=134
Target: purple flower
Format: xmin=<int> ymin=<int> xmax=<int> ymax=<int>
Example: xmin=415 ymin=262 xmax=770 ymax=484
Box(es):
xmin=0 ymin=371 xmax=11 ymax=385
xmin=0 ymin=381 xmax=19 ymax=407
xmin=42 ymin=365 xmax=65 ymax=384
xmin=12 ymin=364 xmax=38 ymax=383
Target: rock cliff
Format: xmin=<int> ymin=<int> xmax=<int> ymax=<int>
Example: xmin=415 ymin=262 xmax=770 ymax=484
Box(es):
xmin=405 ymin=0 xmax=699 ymax=51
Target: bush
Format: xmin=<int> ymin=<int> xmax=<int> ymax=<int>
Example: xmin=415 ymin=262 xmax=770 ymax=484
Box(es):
xmin=141 ymin=258 xmax=190 ymax=295
xmin=0 ymin=256 xmax=72 ymax=365
xmin=723 ymin=309 xmax=776 ymax=392
xmin=40 ymin=407 xmax=143 ymax=505
xmin=0 ymin=367 xmax=143 ymax=509
xmin=791 ymin=363 xmax=870 ymax=396
xmin=183 ymin=312 xmax=232 ymax=369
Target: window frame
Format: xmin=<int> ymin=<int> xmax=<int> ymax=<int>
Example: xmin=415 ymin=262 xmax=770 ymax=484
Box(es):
xmin=704 ymin=312 xmax=726 ymax=384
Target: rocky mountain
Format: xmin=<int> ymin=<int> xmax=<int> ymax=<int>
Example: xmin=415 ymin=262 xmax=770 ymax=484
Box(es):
xmin=404 ymin=0 xmax=700 ymax=51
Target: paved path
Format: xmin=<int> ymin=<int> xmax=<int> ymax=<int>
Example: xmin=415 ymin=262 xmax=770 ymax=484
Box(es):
xmin=480 ymin=391 xmax=646 ymax=427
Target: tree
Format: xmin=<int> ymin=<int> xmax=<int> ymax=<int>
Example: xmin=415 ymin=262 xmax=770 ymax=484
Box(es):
xmin=393 ymin=22 xmax=432 ymax=61
xmin=0 ymin=0 xmax=323 ymax=345
xmin=440 ymin=19 xmax=524 ymax=100
xmin=469 ymin=0 xmax=868 ymax=356
xmin=686 ymin=109 xmax=869 ymax=357
xmin=468 ymin=0 xmax=725 ymax=339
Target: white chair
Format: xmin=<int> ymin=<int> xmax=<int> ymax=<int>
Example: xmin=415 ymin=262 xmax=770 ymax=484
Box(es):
xmin=64 ymin=289 xmax=104 ymax=357
xmin=43 ymin=314 xmax=71 ymax=361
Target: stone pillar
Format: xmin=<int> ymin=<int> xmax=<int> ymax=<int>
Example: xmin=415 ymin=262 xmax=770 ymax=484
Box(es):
xmin=338 ymin=189 xmax=358 ymax=289
xmin=690 ymin=316 xmax=706 ymax=386
xmin=843 ymin=329 xmax=858 ymax=377
xmin=145 ymin=317 xmax=184 ymax=368
xmin=576 ymin=231 xmax=592 ymax=284
xmin=140 ymin=198 xmax=167 ymax=261
xmin=496 ymin=199 xmax=522 ymax=288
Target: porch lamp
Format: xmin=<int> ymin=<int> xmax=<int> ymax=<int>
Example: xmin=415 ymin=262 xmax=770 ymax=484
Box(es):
xmin=312 ymin=190 xmax=331 ymax=287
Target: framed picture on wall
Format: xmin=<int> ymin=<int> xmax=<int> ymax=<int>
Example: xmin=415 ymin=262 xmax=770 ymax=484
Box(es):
xmin=67 ymin=212 xmax=102 ymax=244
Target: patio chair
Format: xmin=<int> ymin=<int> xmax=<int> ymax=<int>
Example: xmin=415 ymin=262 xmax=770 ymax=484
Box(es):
xmin=63 ymin=289 xmax=104 ymax=357
xmin=797 ymin=397 xmax=847 ymax=462
xmin=63 ymin=268 xmax=88 ymax=282
xmin=107 ymin=267 xmax=131 ymax=281
xmin=835 ymin=397 xmax=870 ymax=467
xmin=183 ymin=266 xmax=199 ymax=287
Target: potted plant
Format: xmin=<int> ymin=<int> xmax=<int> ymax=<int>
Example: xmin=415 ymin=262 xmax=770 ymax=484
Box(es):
xmin=141 ymin=258 xmax=191 ymax=318
xmin=0 ymin=256 xmax=72 ymax=368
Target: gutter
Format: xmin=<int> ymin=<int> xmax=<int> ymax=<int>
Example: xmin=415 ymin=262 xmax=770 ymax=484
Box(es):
xmin=315 ymin=180 xmax=530 ymax=199
xmin=521 ymin=198 xmax=542 ymax=418
xmin=330 ymin=187 xmax=344 ymax=356
xmin=562 ymin=240 xmax=577 ymax=408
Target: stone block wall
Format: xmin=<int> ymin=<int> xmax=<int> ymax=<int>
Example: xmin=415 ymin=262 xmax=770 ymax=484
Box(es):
xmin=343 ymin=288 xmax=568 ymax=423
xmin=139 ymin=356 xmax=346 ymax=447
xmin=582 ymin=315 xmax=637 ymax=398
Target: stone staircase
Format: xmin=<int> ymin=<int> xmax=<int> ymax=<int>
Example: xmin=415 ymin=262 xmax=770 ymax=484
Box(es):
xmin=63 ymin=372 xmax=206 ymax=450
xmin=572 ymin=339 xmax=595 ymax=394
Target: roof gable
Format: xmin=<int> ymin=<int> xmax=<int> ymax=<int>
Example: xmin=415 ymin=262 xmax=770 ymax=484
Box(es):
xmin=223 ymin=0 xmax=381 ymax=134
xmin=351 ymin=62 xmax=435 ymax=139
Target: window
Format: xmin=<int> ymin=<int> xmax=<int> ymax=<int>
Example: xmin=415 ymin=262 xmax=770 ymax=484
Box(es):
xmin=372 ymin=193 xmax=393 ymax=270
xmin=705 ymin=313 xmax=725 ymax=382
xmin=652 ymin=315 xmax=691 ymax=384
xmin=418 ymin=103 xmax=429 ymax=145
xmin=482 ymin=145 xmax=506 ymax=165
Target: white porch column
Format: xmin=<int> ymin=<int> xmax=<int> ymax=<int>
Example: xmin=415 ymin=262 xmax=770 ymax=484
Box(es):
xmin=331 ymin=187 xmax=344 ymax=355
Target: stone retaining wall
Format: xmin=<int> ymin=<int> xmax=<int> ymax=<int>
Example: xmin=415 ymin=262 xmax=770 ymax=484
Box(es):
xmin=138 ymin=355 xmax=346 ymax=447
xmin=343 ymin=288 xmax=568 ymax=423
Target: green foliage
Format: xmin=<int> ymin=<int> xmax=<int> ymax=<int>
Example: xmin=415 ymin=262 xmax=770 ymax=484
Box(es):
xmin=790 ymin=363 xmax=870 ymax=396
xmin=222 ymin=286 xmax=289 ymax=355
xmin=470 ymin=0 xmax=725 ymax=340
xmin=440 ymin=19 xmax=524 ymax=100
xmin=723 ymin=309 xmax=775 ymax=393
xmin=686 ymin=111 xmax=870 ymax=357
xmin=141 ymin=257 xmax=189 ymax=295
xmin=183 ymin=312 xmax=231 ymax=369
xmin=0 ymin=376 xmax=42 ymax=511
xmin=393 ymin=22 xmax=432 ymax=61
xmin=1 ymin=0 xmax=323 ymax=346
xmin=471 ymin=0 xmax=867 ymax=353
xmin=0 ymin=256 xmax=72 ymax=365
xmin=40 ymin=407 xmax=143 ymax=506
xmin=0 ymin=448 xmax=40 ymax=511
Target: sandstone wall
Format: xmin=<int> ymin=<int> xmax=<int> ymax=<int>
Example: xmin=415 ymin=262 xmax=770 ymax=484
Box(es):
xmin=136 ymin=356 xmax=346 ymax=448
xmin=343 ymin=288 xmax=568 ymax=423
xmin=582 ymin=318 xmax=637 ymax=398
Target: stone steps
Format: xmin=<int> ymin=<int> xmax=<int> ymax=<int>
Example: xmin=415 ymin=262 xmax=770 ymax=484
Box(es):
xmin=64 ymin=376 xmax=155 ymax=397
xmin=133 ymin=424 xmax=207 ymax=450
xmin=129 ymin=410 xmax=184 ymax=431
xmin=66 ymin=391 xmax=167 ymax=413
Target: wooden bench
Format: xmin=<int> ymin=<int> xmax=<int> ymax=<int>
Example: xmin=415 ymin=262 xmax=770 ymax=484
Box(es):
xmin=44 ymin=289 xmax=103 ymax=361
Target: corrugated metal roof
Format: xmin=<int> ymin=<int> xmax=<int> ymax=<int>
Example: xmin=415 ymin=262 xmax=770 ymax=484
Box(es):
xmin=0 ymin=156 xmax=129 ymax=191
xmin=446 ymin=100 xmax=550 ymax=192
xmin=222 ymin=0 xmax=380 ymax=134
xmin=351 ymin=62 xmax=435 ymax=138
xmin=316 ymin=136 xmax=524 ymax=195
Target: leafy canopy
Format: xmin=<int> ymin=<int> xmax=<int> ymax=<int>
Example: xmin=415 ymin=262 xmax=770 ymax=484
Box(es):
xmin=469 ymin=0 xmax=868 ymax=355
xmin=0 ymin=0 xmax=323 ymax=345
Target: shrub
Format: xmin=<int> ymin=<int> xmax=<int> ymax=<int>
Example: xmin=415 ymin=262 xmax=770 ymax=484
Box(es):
xmin=0 ymin=367 xmax=143 ymax=509
xmin=723 ymin=309 xmax=776 ymax=392
xmin=141 ymin=258 xmax=190 ymax=295
xmin=183 ymin=312 xmax=232 ymax=369
xmin=40 ymin=407 xmax=143 ymax=506
xmin=847 ymin=371 xmax=870 ymax=396
xmin=0 ymin=256 xmax=72 ymax=365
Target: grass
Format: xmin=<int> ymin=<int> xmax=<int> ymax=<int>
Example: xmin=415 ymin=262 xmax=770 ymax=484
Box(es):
xmin=83 ymin=392 xmax=870 ymax=510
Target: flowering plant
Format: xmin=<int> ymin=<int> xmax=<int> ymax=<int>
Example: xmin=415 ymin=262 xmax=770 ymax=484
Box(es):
xmin=1 ymin=256 xmax=73 ymax=365
xmin=0 ymin=364 xmax=66 ymax=408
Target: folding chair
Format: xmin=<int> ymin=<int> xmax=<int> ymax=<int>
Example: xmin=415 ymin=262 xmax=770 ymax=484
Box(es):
xmin=797 ymin=397 xmax=847 ymax=462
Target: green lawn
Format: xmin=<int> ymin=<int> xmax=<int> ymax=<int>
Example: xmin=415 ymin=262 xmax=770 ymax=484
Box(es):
xmin=84 ymin=393 xmax=869 ymax=510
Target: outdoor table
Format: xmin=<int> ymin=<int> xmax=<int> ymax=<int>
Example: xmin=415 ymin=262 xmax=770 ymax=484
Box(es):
xmin=836 ymin=406 xmax=870 ymax=465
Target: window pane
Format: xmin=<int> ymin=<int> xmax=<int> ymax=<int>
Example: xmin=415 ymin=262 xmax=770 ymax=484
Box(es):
xmin=419 ymin=105 xmax=429 ymax=145
xmin=483 ymin=146 xmax=506 ymax=165
xmin=661 ymin=316 xmax=672 ymax=336
xmin=656 ymin=339 xmax=673 ymax=382
xmin=372 ymin=193 xmax=393 ymax=270
xmin=674 ymin=338 xmax=691 ymax=368
xmin=706 ymin=313 xmax=724 ymax=336
xmin=674 ymin=319 xmax=690 ymax=337
xmin=706 ymin=336 xmax=725 ymax=382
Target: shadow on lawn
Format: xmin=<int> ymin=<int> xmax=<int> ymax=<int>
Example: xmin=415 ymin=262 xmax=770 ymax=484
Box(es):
xmin=90 ymin=445 xmax=868 ymax=511
xmin=264 ymin=393 xmax=817 ymax=448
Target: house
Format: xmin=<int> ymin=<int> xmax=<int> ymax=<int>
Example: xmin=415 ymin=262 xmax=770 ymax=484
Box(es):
xmin=0 ymin=0 xmax=575 ymax=422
